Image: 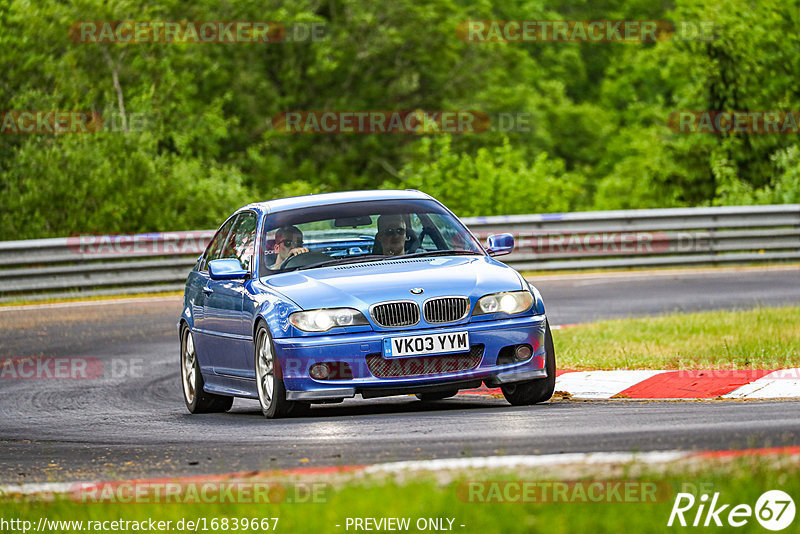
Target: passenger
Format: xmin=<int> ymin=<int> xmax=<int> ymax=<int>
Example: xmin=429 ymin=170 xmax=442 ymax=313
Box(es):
xmin=271 ymin=226 xmax=309 ymax=269
xmin=375 ymin=214 xmax=407 ymax=256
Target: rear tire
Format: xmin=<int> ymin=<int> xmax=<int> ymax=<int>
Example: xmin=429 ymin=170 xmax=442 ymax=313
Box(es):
xmin=255 ymin=323 xmax=309 ymax=418
xmin=181 ymin=325 xmax=234 ymax=414
xmin=501 ymin=321 xmax=556 ymax=406
xmin=415 ymin=390 xmax=458 ymax=401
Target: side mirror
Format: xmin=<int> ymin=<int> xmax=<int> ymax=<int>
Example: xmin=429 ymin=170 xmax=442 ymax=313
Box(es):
xmin=208 ymin=258 xmax=249 ymax=280
xmin=486 ymin=233 xmax=514 ymax=257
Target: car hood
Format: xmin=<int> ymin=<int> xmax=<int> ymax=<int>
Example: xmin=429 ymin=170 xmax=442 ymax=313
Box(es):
xmin=261 ymin=256 xmax=524 ymax=311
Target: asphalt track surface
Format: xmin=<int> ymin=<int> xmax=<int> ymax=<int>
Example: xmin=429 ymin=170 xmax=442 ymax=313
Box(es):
xmin=0 ymin=266 xmax=798 ymax=484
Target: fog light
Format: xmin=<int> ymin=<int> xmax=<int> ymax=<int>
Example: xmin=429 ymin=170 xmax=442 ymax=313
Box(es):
xmin=514 ymin=344 xmax=533 ymax=361
xmin=310 ymin=362 xmax=332 ymax=380
xmin=309 ymin=362 xmax=353 ymax=380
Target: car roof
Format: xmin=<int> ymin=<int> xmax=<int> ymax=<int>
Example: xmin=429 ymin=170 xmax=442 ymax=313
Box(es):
xmin=240 ymin=189 xmax=434 ymax=215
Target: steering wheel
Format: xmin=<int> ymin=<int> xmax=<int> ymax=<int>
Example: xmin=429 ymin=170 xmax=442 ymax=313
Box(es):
xmin=279 ymin=251 xmax=331 ymax=270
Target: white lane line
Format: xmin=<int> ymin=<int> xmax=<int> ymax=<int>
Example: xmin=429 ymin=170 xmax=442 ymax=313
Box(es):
xmin=0 ymin=481 xmax=76 ymax=496
xmin=362 ymin=451 xmax=691 ymax=473
xmin=554 ymin=370 xmax=664 ymax=399
xmin=723 ymin=368 xmax=800 ymax=399
xmin=0 ymin=295 xmax=181 ymax=312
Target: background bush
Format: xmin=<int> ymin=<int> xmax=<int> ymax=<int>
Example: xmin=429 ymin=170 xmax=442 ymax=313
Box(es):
xmin=1 ymin=0 xmax=798 ymax=238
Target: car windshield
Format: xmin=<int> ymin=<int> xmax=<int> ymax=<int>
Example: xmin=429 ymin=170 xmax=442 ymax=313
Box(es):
xmin=260 ymin=199 xmax=484 ymax=274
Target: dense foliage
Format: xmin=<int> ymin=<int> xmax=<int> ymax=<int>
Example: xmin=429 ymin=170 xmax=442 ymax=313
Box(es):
xmin=1 ymin=0 xmax=798 ymax=238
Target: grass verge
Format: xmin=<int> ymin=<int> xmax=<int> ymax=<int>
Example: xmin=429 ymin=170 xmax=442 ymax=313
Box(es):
xmin=555 ymin=305 xmax=800 ymax=370
xmin=0 ymin=290 xmax=182 ymax=307
xmin=2 ymin=456 xmax=798 ymax=533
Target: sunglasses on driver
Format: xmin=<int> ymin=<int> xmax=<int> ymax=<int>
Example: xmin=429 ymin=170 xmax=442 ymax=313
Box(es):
xmin=381 ymin=227 xmax=407 ymax=237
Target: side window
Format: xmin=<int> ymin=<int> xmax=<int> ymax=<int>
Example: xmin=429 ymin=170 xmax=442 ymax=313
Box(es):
xmin=225 ymin=212 xmax=258 ymax=271
xmin=201 ymin=218 xmax=235 ymax=271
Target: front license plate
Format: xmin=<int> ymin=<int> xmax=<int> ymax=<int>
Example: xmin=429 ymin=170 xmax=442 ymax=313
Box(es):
xmin=383 ymin=331 xmax=470 ymax=358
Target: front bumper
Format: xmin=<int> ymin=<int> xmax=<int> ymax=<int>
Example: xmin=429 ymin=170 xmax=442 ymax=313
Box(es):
xmin=272 ymin=314 xmax=548 ymax=401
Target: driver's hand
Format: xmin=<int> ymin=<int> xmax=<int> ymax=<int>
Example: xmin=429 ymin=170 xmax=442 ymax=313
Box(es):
xmin=288 ymin=246 xmax=309 ymax=257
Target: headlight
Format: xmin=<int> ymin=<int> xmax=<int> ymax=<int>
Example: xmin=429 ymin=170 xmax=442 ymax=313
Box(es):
xmin=289 ymin=308 xmax=369 ymax=332
xmin=474 ymin=291 xmax=534 ymax=316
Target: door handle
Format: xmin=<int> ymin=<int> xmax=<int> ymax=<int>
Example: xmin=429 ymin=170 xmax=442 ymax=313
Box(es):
xmin=202 ymin=286 xmax=214 ymax=295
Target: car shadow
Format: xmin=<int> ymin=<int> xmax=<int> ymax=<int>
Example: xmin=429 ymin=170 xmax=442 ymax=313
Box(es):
xmin=225 ymin=395 xmax=517 ymax=419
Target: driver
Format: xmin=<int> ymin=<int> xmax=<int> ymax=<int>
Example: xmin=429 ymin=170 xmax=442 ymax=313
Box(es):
xmin=271 ymin=226 xmax=309 ymax=269
xmin=375 ymin=214 xmax=407 ymax=256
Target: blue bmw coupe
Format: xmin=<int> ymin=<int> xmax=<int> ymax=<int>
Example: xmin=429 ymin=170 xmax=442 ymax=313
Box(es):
xmin=179 ymin=190 xmax=555 ymax=418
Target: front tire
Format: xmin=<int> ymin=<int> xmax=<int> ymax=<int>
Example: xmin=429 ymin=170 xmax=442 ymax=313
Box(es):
xmin=501 ymin=321 xmax=556 ymax=406
xmin=181 ymin=325 xmax=233 ymax=414
xmin=255 ymin=323 xmax=309 ymax=419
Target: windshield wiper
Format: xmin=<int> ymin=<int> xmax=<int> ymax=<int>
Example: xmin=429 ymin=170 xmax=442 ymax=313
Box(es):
xmin=394 ymin=249 xmax=483 ymax=259
xmin=294 ymin=254 xmax=390 ymax=271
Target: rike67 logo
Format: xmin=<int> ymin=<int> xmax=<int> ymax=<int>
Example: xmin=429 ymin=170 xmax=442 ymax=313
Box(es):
xmin=668 ymin=490 xmax=795 ymax=530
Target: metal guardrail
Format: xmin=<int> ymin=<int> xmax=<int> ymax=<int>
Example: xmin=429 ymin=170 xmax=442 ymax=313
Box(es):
xmin=465 ymin=204 xmax=800 ymax=271
xmin=0 ymin=205 xmax=798 ymax=302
